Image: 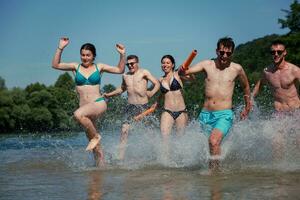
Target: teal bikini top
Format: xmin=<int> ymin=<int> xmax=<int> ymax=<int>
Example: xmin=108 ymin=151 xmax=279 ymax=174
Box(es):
xmin=75 ymin=64 xmax=101 ymax=86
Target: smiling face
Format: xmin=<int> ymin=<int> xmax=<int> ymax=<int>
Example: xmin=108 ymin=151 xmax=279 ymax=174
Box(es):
xmin=270 ymin=44 xmax=286 ymax=65
xmin=80 ymin=49 xmax=95 ymax=67
xmin=216 ymin=45 xmax=233 ymax=67
xmin=126 ymin=58 xmax=139 ymax=73
xmin=161 ymin=57 xmax=174 ymax=74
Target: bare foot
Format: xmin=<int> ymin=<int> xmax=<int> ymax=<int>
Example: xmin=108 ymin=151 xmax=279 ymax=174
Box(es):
xmin=86 ymin=134 xmax=101 ymax=151
xmin=94 ymin=149 xmax=105 ymax=168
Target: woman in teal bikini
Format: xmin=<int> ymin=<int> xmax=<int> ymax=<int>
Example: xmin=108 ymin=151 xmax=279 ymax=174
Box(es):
xmin=52 ymin=37 xmax=126 ymax=166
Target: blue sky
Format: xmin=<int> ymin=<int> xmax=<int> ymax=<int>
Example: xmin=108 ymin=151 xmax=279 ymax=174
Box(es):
xmin=0 ymin=0 xmax=293 ymax=88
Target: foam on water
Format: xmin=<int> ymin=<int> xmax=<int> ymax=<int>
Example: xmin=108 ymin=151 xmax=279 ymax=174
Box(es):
xmin=0 ymin=106 xmax=299 ymax=173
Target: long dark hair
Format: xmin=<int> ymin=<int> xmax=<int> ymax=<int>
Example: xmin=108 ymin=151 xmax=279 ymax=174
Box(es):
xmin=161 ymin=55 xmax=176 ymax=70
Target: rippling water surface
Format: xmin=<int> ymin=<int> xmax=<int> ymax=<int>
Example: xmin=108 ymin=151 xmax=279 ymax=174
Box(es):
xmin=0 ymin=109 xmax=299 ymax=200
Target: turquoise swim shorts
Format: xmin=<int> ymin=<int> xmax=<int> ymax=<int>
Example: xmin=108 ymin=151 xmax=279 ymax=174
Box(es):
xmin=198 ymin=109 xmax=234 ymax=138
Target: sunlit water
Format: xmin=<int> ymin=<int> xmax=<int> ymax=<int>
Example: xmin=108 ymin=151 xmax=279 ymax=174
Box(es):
xmin=0 ymin=107 xmax=299 ymax=200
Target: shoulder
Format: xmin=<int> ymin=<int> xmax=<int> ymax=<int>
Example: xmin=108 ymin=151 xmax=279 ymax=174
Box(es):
xmin=141 ymin=68 xmax=151 ymax=75
xmin=199 ymin=59 xmax=214 ymax=67
xmin=288 ymin=62 xmax=300 ymax=71
xmin=96 ymin=62 xmax=104 ymax=71
xmin=123 ymin=72 xmax=131 ymax=77
xmin=289 ymin=62 xmax=300 ymax=76
xmin=71 ymin=62 xmax=80 ymax=69
xmin=192 ymin=59 xmax=214 ymax=71
xmin=230 ymin=61 xmax=243 ymax=70
xmin=229 ymin=62 xmax=249 ymax=79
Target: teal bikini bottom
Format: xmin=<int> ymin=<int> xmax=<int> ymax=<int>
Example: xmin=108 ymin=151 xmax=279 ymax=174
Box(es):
xmin=95 ymin=97 xmax=105 ymax=102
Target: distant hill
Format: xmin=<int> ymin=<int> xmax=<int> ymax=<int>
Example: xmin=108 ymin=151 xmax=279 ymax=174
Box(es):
xmin=233 ymin=33 xmax=300 ymax=83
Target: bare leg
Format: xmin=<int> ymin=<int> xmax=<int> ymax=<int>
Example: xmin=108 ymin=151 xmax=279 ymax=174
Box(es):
xmin=208 ymin=129 xmax=223 ymax=172
xmin=272 ymin=130 xmax=284 ymax=161
xmin=74 ymin=113 xmax=101 ymax=151
xmin=93 ymin=143 xmax=105 ymax=167
xmin=118 ymin=123 xmax=130 ymax=160
xmin=88 ymin=171 xmax=103 ymax=199
xmin=90 ymin=120 xmax=105 ymax=167
xmin=74 ymin=101 xmax=107 ymax=165
xmin=160 ymin=112 xmax=175 ymax=161
xmin=86 ymin=134 xmax=101 ymax=152
xmin=175 ymin=112 xmax=188 ymax=136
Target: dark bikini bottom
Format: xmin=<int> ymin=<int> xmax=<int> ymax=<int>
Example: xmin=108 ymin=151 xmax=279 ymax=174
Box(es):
xmin=163 ymin=108 xmax=187 ymax=120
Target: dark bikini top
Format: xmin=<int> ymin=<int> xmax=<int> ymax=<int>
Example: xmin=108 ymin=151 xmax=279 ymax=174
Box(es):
xmin=160 ymin=76 xmax=182 ymax=94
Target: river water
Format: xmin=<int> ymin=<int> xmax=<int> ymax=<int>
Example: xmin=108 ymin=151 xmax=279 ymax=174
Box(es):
xmin=0 ymin=110 xmax=299 ymax=200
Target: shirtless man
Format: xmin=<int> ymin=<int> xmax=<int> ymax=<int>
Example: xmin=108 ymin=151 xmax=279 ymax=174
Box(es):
xmin=104 ymin=55 xmax=160 ymax=160
xmin=181 ymin=37 xmax=251 ymax=171
xmin=252 ymin=40 xmax=300 ymax=111
xmin=252 ymin=40 xmax=300 ymax=159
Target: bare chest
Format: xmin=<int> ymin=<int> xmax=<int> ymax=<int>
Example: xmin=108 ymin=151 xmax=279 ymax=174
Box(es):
xmin=124 ymin=73 xmax=147 ymax=88
xmin=265 ymin=70 xmax=295 ymax=89
xmin=205 ymin=67 xmax=237 ymax=86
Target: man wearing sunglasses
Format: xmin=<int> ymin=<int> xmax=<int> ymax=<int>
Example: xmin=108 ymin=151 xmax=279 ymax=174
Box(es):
xmin=252 ymin=40 xmax=300 ymax=112
xmin=104 ymin=54 xmax=160 ymax=160
xmin=181 ymin=37 xmax=251 ymax=172
xmin=252 ymin=40 xmax=300 ymax=160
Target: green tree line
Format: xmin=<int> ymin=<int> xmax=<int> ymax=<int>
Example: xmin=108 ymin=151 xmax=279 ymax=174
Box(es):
xmin=0 ymin=1 xmax=299 ymax=133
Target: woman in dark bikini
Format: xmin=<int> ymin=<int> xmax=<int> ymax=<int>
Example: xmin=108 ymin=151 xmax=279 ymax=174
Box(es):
xmin=157 ymin=55 xmax=189 ymax=155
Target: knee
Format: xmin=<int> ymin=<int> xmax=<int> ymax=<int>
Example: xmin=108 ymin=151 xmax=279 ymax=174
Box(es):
xmin=176 ymin=126 xmax=185 ymax=135
xmin=161 ymin=124 xmax=170 ymax=134
xmin=121 ymin=124 xmax=129 ymax=140
xmin=160 ymin=127 xmax=167 ymax=136
xmin=209 ymin=137 xmax=221 ymax=148
xmin=160 ymin=124 xmax=171 ymax=136
xmin=74 ymin=111 xmax=84 ymax=122
xmin=121 ymin=124 xmax=130 ymax=135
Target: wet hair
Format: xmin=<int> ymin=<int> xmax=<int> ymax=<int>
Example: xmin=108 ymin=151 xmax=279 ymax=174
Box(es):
xmin=217 ymin=37 xmax=235 ymax=51
xmin=127 ymin=55 xmax=139 ymax=62
xmin=80 ymin=43 xmax=96 ymax=58
xmin=161 ymin=55 xmax=176 ymax=70
xmin=271 ymin=39 xmax=286 ymax=48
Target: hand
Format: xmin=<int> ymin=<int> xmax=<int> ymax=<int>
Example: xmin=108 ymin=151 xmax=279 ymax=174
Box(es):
xmin=181 ymin=73 xmax=195 ymax=81
xmin=146 ymin=91 xmax=152 ymax=98
xmin=240 ymin=106 xmax=251 ymax=120
xmin=178 ymin=65 xmax=186 ymax=76
xmin=150 ymin=102 xmax=158 ymax=110
xmin=103 ymin=93 xmax=109 ymax=98
xmin=249 ymin=99 xmax=254 ymax=111
xmin=240 ymin=109 xmax=247 ymax=120
xmin=133 ymin=115 xmax=143 ymax=121
xmin=59 ymin=37 xmax=69 ymax=49
xmin=116 ymin=43 xmax=125 ymax=55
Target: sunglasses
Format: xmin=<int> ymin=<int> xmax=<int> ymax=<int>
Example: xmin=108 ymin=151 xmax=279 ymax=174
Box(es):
xmin=126 ymin=62 xmax=136 ymax=67
xmin=219 ymin=51 xmax=232 ymax=57
xmin=270 ymin=50 xmax=284 ymax=56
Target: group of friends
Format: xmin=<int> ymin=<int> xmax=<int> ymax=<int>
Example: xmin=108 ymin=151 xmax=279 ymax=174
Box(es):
xmin=52 ymin=37 xmax=300 ymax=171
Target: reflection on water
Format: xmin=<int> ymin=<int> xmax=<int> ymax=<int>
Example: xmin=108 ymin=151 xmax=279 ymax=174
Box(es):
xmin=0 ymin=107 xmax=299 ymax=199
xmin=209 ymin=177 xmax=222 ymax=200
xmin=88 ymin=170 xmax=103 ymax=200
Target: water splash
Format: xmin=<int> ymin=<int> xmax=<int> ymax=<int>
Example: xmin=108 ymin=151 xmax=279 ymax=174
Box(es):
xmin=0 ymin=107 xmax=299 ymax=172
